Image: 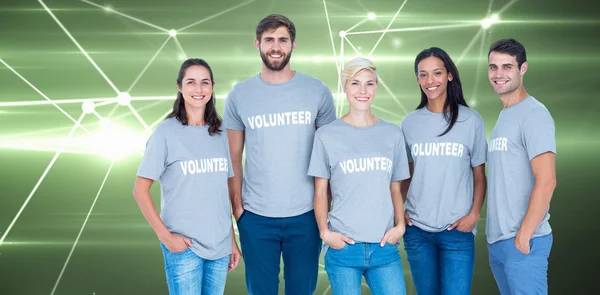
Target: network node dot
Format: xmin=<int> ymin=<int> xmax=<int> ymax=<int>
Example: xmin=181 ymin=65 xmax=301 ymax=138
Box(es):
xmin=117 ymin=92 xmax=132 ymax=106
xmin=82 ymin=101 xmax=95 ymax=114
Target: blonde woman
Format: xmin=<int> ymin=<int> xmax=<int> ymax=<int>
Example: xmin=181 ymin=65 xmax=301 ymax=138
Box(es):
xmin=308 ymin=57 xmax=410 ymax=295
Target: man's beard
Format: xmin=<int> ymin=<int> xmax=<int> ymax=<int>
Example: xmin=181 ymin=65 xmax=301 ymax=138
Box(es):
xmin=260 ymin=50 xmax=292 ymax=71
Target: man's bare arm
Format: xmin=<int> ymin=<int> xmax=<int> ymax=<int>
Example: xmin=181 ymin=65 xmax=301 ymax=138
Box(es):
xmin=227 ymin=129 xmax=245 ymax=220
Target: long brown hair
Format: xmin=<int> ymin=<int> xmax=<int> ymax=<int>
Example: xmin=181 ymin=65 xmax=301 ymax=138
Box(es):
xmin=166 ymin=58 xmax=222 ymax=136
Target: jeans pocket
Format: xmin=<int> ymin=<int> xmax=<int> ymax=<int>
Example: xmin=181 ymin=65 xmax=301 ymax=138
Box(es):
xmin=236 ymin=210 xmax=248 ymax=224
xmin=386 ymin=241 xmax=400 ymax=248
xmin=511 ymin=238 xmax=531 ymax=256
xmin=328 ymin=242 xmax=348 ymax=252
xmin=161 ymin=243 xmax=191 ymax=255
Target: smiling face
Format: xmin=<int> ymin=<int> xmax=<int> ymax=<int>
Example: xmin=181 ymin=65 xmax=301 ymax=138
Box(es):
xmin=416 ymin=56 xmax=453 ymax=101
xmin=488 ymin=51 xmax=527 ymax=95
xmin=255 ymin=26 xmax=295 ymax=71
xmin=344 ymin=70 xmax=378 ymax=112
xmin=177 ymin=65 xmax=214 ymax=111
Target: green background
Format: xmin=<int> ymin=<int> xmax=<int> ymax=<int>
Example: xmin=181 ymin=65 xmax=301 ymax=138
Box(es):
xmin=1 ymin=0 xmax=598 ymax=294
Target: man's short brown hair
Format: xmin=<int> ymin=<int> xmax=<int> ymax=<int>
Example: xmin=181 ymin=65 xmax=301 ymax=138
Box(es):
xmin=488 ymin=38 xmax=527 ymax=69
xmin=256 ymin=14 xmax=296 ymax=43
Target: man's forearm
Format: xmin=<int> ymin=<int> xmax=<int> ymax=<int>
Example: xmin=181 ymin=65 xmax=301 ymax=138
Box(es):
xmin=519 ymin=179 xmax=556 ymax=236
xmin=391 ymin=182 xmax=405 ymax=226
xmin=400 ymin=179 xmax=411 ymax=204
xmin=228 ymin=161 xmax=244 ymax=215
xmin=314 ymin=181 xmax=330 ymax=237
xmin=470 ymin=166 xmax=487 ymax=216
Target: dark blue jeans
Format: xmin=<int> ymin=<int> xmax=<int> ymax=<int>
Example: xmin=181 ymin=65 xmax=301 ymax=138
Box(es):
xmin=403 ymin=225 xmax=475 ymax=295
xmin=237 ymin=209 xmax=321 ymax=295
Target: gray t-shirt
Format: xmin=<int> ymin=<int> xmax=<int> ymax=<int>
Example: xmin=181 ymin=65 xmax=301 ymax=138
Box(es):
xmin=486 ymin=96 xmax=556 ymax=244
xmin=307 ymin=119 xmax=410 ymax=243
xmin=223 ymin=72 xmax=337 ymax=218
xmin=137 ymin=118 xmax=234 ymax=260
xmin=401 ymin=105 xmax=487 ymax=233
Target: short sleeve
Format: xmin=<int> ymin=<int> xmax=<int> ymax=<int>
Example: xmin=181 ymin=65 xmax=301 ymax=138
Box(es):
xmin=137 ymin=129 xmax=168 ymax=180
xmin=392 ymin=129 xmax=411 ymax=181
xmin=222 ymin=87 xmax=245 ymax=130
xmin=471 ymin=116 xmax=487 ymax=167
xmin=522 ymin=108 xmax=556 ymax=161
xmin=307 ymin=133 xmax=331 ymax=179
xmin=315 ymin=84 xmax=337 ymax=127
xmin=400 ymin=123 xmax=413 ymax=163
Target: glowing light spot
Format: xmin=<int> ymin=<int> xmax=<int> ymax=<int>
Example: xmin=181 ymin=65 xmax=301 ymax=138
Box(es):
xmin=92 ymin=123 xmax=146 ymax=160
xmin=81 ymin=101 xmax=95 ymax=114
xmin=481 ymin=13 xmax=500 ymax=29
xmin=117 ymin=92 xmax=131 ymax=106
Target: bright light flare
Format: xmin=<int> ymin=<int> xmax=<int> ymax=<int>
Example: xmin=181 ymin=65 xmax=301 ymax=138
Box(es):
xmin=81 ymin=101 xmax=95 ymax=114
xmin=481 ymin=13 xmax=500 ymax=29
xmin=92 ymin=123 xmax=147 ymax=160
xmin=117 ymin=92 xmax=132 ymax=106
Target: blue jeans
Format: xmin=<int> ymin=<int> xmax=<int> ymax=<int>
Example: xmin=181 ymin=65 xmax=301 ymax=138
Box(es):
xmin=403 ymin=226 xmax=475 ymax=295
xmin=488 ymin=233 xmax=553 ymax=295
xmin=237 ymin=209 xmax=321 ymax=295
xmin=160 ymin=244 xmax=229 ymax=295
xmin=324 ymin=242 xmax=407 ymax=295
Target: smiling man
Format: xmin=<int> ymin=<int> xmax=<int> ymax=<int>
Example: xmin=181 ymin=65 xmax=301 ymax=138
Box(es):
xmin=485 ymin=38 xmax=557 ymax=295
xmin=223 ymin=14 xmax=337 ymax=295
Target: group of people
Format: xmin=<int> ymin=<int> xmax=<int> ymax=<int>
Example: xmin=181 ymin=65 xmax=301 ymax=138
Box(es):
xmin=133 ymin=14 xmax=556 ymax=295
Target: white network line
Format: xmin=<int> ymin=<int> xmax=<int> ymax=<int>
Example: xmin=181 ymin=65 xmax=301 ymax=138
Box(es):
xmin=0 ymin=59 xmax=92 ymax=135
xmin=0 ymin=98 xmax=109 ymax=107
xmin=322 ymin=0 xmax=340 ymax=73
xmin=343 ymin=36 xmax=362 ymax=56
xmin=0 ymin=113 xmax=86 ymax=246
xmin=378 ymin=77 xmax=408 ymax=115
xmin=127 ymin=36 xmax=172 ymax=92
xmin=347 ymin=23 xmax=476 ymax=35
xmin=0 ymin=96 xmax=201 ymax=108
xmin=79 ymin=0 xmax=168 ymax=32
xmin=128 ymin=104 xmax=151 ymax=131
xmin=173 ymin=37 xmax=188 ymax=58
xmin=457 ymin=29 xmax=484 ymax=65
xmin=336 ymin=36 xmax=345 ymax=115
xmin=50 ymin=161 xmax=115 ymax=295
xmin=178 ymin=0 xmax=257 ymax=32
xmin=39 ymin=0 xmax=120 ymax=95
xmin=369 ymin=0 xmax=408 ymax=56
xmin=346 ymin=18 xmax=368 ymax=33
xmin=0 ymin=143 xmax=95 ymax=155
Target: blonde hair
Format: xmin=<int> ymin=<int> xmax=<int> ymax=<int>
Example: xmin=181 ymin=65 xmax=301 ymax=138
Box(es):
xmin=341 ymin=57 xmax=378 ymax=90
